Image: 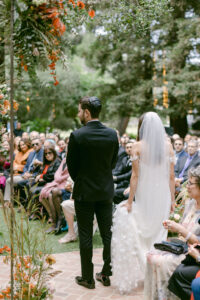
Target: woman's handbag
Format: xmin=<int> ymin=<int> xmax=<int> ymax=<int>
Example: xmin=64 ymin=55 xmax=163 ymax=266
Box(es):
xmin=154 ymin=239 xmax=188 ymax=255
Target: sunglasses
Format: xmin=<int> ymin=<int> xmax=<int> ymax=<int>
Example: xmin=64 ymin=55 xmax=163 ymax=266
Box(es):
xmin=45 ymin=151 xmax=53 ymax=155
xmin=187 ymin=181 xmax=198 ymax=186
xmin=32 ymin=143 xmax=39 ymax=146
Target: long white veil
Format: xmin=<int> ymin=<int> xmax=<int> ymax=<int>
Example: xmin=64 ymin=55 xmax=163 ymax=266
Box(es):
xmin=135 ymin=111 xmax=170 ymax=242
xmin=111 ymin=112 xmax=171 ymax=293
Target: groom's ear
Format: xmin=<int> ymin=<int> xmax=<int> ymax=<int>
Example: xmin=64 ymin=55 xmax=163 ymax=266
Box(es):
xmin=84 ymin=108 xmax=91 ymax=119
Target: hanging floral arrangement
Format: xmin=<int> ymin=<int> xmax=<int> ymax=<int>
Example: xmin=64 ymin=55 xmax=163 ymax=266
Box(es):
xmin=0 ymin=0 xmax=95 ymax=85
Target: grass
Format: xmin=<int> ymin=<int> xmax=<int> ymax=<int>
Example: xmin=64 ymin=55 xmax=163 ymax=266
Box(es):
xmin=0 ymin=207 xmax=103 ymax=254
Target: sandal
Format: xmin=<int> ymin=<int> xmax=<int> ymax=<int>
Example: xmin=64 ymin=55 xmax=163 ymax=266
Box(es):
xmin=58 ymin=233 xmax=77 ymax=244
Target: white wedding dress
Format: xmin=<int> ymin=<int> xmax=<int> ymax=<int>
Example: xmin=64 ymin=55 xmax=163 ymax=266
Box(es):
xmin=111 ymin=112 xmax=172 ymax=294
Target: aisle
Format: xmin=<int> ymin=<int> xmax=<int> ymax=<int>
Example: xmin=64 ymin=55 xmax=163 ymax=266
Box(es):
xmin=0 ymin=248 xmax=144 ymax=299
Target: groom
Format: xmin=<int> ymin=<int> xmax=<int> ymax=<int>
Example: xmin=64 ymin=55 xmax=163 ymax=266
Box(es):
xmin=67 ymin=96 xmax=119 ymax=289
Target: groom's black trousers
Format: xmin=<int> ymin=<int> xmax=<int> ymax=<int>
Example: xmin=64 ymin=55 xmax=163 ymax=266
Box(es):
xmin=75 ymin=199 xmax=113 ymax=281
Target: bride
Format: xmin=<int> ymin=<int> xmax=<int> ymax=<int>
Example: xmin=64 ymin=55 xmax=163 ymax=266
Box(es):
xmin=111 ymin=112 xmax=175 ymax=294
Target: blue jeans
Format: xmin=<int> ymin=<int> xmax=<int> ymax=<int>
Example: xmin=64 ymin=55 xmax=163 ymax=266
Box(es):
xmin=192 ymin=277 xmax=200 ymax=300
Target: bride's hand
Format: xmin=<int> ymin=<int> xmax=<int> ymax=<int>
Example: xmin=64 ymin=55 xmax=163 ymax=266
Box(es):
xmin=122 ymin=201 xmax=132 ymax=212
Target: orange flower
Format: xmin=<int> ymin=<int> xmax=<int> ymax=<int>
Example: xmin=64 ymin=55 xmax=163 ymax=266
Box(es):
xmin=77 ymin=1 xmax=85 ymax=9
xmin=45 ymin=7 xmax=59 ymax=19
xmin=13 ymin=101 xmax=19 ymax=111
xmin=59 ymin=22 xmax=66 ymax=35
xmin=69 ymin=0 xmax=75 ymax=7
xmin=52 ymin=18 xmax=66 ymax=36
xmin=29 ymin=283 xmax=35 ymax=289
xmin=88 ymin=9 xmax=95 ymax=18
xmin=0 ymin=248 xmax=3 ymax=254
xmin=26 ymin=105 xmax=30 ymax=112
xmin=16 ymin=263 xmax=21 ymax=269
xmin=0 ymin=94 xmax=4 ymax=100
xmin=24 ymin=65 xmax=28 ymax=72
xmin=3 ymin=245 xmax=11 ymax=252
xmin=46 ymin=254 xmax=56 ymax=264
xmin=3 ymin=100 xmax=10 ymax=109
xmin=0 ymin=294 xmax=4 ymax=299
xmin=58 ymin=1 xmax=64 ymax=9
xmin=48 ymin=62 xmax=56 ymax=70
xmin=5 ymin=287 xmax=11 ymax=294
xmin=0 ymin=110 xmax=7 ymax=115
xmin=54 ymin=80 xmax=59 ymax=86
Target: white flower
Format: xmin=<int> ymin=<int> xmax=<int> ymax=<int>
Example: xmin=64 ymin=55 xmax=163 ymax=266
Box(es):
xmin=32 ymin=0 xmax=49 ymax=6
xmin=174 ymin=214 xmax=180 ymax=221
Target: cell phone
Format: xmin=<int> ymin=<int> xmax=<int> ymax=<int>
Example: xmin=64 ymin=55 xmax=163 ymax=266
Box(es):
xmin=195 ymin=245 xmax=200 ymax=249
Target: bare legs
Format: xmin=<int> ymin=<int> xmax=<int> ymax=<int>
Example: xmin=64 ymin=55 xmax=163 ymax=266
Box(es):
xmin=59 ymin=199 xmax=77 ymax=243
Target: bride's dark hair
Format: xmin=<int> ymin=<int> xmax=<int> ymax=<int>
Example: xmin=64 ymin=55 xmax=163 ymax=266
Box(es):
xmin=137 ymin=113 xmax=145 ymax=141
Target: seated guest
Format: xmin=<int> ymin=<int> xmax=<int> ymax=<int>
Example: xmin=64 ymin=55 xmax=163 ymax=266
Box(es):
xmin=172 ymin=133 xmax=180 ymax=143
xmin=168 ymin=244 xmax=200 ymax=300
xmin=0 ymin=141 xmax=10 ymax=191
xmin=29 ymin=131 xmax=40 ymax=141
xmin=144 ymin=166 xmax=200 ymax=300
xmin=113 ymin=141 xmax=133 ymax=204
xmin=191 ymin=274 xmax=200 ymax=300
xmin=22 ymin=138 xmax=44 ymax=178
xmin=14 ymin=136 xmax=21 ymax=157
xmin=40 ymin=133 xmax=46 ymax=145
xmin=4 ymin=138 xmax=32 ymax=201
xmin=28 ymin=145 xmax=60 ymax=216
xmin=22 ymin=132 xmax=29 ymax=139
xmin=39 ymin=156 xmax=70 ymax=233
xmin=112 ymin=130 xmax=127 ymax=175
xmin=120 ymin=133 xmax=129 ymax=149
xmin=2 ymin=132 xmax=9 ymax=142
xmin=16 ymin=138 xmax=44 ymax=204
xmin=174 ymin=138 xmax=188 ymax=166
xmin=175 ymin=140 xmax=200 ymax=188
xmin=59 ymin=189 xmax=97 ymax=244
xmin=59 ymin=198 xmax=77 ymax=244
xmin=58 ymin=140 xmax=66 ymax=160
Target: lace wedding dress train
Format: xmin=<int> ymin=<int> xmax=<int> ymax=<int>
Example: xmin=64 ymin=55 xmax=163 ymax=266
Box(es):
xmin=111 ymin=112 xmax=173 ymax=294
xmin=111 ymin=161 xmax=171 ymax=294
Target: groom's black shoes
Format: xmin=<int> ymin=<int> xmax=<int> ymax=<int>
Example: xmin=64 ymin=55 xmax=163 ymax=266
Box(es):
xmin=75 ymin=276 xmax=95 ymax=289
xmin=96 ymin=272 xmax=111 ymax=286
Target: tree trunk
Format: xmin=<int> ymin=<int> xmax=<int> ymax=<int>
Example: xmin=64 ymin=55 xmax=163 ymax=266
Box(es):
xmin=0 ymin=31 xmax=5 ymax=83
xmin=170 ymin=115 xmax=188 ymax=138
xmin=117 ymin=116 xmax=130 ymax=136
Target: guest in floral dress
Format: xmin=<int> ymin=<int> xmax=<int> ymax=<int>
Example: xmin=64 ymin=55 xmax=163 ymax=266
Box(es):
xmin=144 ymin=166 xmax=200 ymax=300
xmin=0 ymin=141 xmax=10 ymax=191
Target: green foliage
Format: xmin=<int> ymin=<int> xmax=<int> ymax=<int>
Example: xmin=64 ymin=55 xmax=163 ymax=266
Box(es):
xmin=91 ymin=0 xmax=171 ymax=35
xmin=14 ymin=56 xmax=108 ymax=130
xmin=22 ymin=118 xmax=53 ymax=133
xmin=79 ymin=0 xmax=200 ymax=135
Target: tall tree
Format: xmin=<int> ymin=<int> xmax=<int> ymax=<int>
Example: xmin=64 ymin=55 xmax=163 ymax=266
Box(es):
xmin=83 ymin=0 xmax=200 ymax=135
xmin=154 ymin=0 xmax=200 ymax=136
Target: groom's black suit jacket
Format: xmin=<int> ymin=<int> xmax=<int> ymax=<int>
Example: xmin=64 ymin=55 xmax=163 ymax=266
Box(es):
xmin=67 ymin=121 xmax=119 ymax=202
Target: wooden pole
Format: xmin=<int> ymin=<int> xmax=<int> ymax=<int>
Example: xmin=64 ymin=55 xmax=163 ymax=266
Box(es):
xmin=10 ymin=0 xmax=15 ymax=297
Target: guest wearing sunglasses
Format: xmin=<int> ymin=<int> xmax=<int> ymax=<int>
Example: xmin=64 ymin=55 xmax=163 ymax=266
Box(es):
xmin=16 ymin=138 xmax=44 ymax=205
xmin=28 ymin=145 xmax=61 ymax=218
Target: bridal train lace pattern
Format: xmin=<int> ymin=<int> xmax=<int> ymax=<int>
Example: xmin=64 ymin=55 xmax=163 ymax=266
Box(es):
xmin=111 ymin=204 xmax=145 ymax=294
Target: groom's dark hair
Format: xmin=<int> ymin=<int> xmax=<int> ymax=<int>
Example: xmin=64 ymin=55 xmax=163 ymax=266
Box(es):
xmin=79 ymin=96 xmax=102 ymax=118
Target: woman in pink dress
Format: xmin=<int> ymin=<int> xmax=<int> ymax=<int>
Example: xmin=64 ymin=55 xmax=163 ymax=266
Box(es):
xmin=39 ymin=157 xmax=70 ymax=233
